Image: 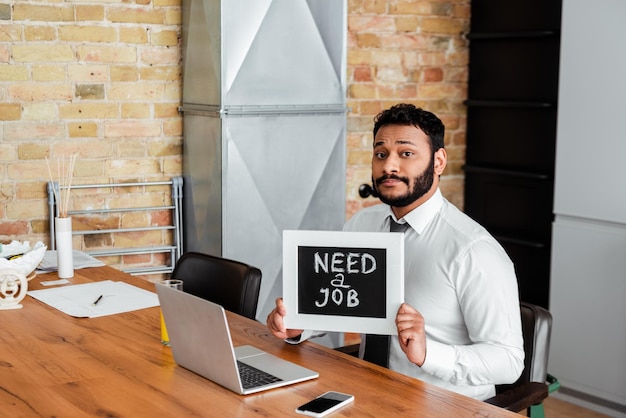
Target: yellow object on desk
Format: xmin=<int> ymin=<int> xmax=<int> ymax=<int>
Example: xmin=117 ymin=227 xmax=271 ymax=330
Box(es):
xmin=160 ymin=310 xmax=170 ymax=346
xmin=159 ymin=279 xmax=183 ymax=345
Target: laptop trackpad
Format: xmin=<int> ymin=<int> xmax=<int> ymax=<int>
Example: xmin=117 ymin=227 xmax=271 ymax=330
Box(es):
xmin=235 ymin=345 xmax=265 ymax=359
xmin=235 ymin=345 xmax=317 ymax=380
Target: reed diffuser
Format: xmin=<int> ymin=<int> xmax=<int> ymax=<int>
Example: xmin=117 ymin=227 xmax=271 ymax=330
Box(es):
xmin=46 ymin=153 xmax=77 ymax=218
xmin=46 ymin=154 xmax=78 ymax=278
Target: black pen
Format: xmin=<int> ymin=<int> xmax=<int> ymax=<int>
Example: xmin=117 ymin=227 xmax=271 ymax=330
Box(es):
xmin=92 ymin=295 xmax=103 ymax=306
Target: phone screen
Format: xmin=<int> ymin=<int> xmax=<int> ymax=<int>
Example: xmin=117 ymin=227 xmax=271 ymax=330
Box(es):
xmin=296 ymin=392 xmax=354 ymax=417
xmin=298 ymin=397 xmax=343 ymax=413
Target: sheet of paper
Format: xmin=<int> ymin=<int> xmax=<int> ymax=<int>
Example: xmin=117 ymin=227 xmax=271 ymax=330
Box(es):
xmin=36 ymin=250 xmax=105 ymax=272
xmin=28 ymin=280 xmax=159 ymax=318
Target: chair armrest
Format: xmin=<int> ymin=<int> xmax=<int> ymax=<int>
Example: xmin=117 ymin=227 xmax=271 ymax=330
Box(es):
xmin=484 ymin=382 xmax=549 ymax=412
xmin=334 ymin=343 xmax=359 ymax=357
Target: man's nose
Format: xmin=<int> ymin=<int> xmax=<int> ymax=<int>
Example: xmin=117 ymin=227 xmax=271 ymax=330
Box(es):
xmin=382 ymin=153 xmax=400 ymax=174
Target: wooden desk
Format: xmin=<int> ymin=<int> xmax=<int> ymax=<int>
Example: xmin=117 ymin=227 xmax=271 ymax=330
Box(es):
xmin=1 ymin=266 xmax=516 ymax=417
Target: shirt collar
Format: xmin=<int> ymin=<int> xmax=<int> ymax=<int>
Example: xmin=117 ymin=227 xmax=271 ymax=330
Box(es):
xmin=388 ymin=188 xmax=444 ymax=234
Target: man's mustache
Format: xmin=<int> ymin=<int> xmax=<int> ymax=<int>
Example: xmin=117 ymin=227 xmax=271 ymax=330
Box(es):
xmin=374 ymin=174 xmax=409 ymax=186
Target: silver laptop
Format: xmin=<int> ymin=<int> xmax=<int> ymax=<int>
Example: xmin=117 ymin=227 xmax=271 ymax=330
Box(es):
xmin=156 ymin=283 xmax=319 ymax=395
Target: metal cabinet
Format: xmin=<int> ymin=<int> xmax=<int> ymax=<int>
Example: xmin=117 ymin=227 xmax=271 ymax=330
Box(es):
xmin=181 ymin=0 xmax=347 ymax=346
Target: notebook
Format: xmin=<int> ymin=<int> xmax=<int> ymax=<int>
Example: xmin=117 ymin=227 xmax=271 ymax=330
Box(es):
xmin=156 ymin=283 xmax=319 ymax=395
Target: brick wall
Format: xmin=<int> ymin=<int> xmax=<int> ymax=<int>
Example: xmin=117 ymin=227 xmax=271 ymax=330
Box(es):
xmin=346 ymin=0 xmax=469 ymax=217
xmin=0 ymin=0 xmax=182 ymax=274
xmin=0 ymin=0 xmax=468 ymax=273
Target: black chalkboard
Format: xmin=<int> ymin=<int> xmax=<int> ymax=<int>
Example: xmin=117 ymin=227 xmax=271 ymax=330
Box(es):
xmin=297 ymin=245 xmax=387 ymax=318
xmin=283 ymin=230 xmax=404 ymax=335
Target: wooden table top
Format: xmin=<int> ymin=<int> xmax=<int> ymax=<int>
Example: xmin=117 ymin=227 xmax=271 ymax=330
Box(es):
xmin=0 ymin=266 xmax=516 ymax=417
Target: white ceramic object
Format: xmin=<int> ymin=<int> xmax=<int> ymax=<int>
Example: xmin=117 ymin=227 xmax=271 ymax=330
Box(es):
xmin=0 ymin=269 xmax=28 ymax=310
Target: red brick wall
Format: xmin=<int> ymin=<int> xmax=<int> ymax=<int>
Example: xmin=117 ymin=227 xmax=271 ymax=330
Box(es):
xmin=0 ymin=0 xmax=469 ymax=271
xmin=346 ymin=0 xmax=469 ymax=219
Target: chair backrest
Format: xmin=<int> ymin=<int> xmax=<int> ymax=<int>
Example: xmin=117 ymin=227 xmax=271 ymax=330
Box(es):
xmin=496 ymin=302 xmax=553 ymax=393
xmin=170 ymin=252 xmax=262 ymax=320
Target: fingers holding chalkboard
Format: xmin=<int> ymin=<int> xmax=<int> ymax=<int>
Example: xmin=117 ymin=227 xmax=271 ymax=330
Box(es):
xmin=266 ymin=298 xmax=304 ymax=340
xmin=395 ymin=303 xmax=427 ymax=367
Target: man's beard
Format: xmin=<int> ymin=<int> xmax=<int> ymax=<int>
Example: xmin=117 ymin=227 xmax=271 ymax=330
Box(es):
xmin=373 ymin=156 xmax=435 ymax=208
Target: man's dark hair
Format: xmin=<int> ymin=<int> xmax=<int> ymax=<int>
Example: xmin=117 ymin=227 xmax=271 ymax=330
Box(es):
xmin=373 ymin=103 xmax=445 ymax=152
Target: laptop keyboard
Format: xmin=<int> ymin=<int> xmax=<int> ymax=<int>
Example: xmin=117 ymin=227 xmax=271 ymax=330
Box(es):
xmin=237 ymin=361 xmax=283 ymax=389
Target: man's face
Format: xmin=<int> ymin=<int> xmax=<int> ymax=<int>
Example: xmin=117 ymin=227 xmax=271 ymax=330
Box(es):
xmin=371 ymin=124 xmax=446 ymax=216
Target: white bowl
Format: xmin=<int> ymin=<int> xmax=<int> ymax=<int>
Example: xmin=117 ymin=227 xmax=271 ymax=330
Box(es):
xmin=0 ymin=241 xmax=47 ymax=277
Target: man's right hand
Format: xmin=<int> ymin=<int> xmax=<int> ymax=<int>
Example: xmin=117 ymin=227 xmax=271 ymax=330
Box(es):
xmin=266 ymin=297 xmax=303 ymax=340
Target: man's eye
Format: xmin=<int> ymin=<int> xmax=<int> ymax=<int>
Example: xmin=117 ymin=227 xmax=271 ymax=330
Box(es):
xmin=401 ymin=151 xmax=414 ymax=157
xmin=374 ymin=152 xmax=386 ymax=159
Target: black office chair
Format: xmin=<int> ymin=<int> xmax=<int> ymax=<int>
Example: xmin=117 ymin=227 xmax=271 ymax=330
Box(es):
xmin=170 ymin=252 xmax=262 ymax=320
xmin=484 ymin=302 xmax=559 ymax=417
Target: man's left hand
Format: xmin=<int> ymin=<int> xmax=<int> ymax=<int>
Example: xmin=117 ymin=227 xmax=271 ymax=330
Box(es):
xmin=395 ymin=303 xmax=427 ymax=366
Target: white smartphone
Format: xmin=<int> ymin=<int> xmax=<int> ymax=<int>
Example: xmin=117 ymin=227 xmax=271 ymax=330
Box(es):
xmin=295 ymin=391 xmax=354 ymax=417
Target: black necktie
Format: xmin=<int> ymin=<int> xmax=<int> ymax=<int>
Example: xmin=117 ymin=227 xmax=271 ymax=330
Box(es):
xmin=390 ymin=218 xmax=409 ymax=233
xmin=362 ymin=217 xmax=408 ymax=367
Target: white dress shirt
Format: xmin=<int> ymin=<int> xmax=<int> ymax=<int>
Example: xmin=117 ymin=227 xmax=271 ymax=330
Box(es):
xmin=343 ymin=189 xmax=524 ymax=400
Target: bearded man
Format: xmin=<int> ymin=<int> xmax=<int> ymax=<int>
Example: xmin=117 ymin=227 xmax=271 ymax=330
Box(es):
xmin=267 ymin=104 xmax=524 ymax=400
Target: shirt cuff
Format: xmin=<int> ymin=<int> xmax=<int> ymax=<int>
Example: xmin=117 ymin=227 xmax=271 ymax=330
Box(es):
xmin=419 ymin=339 xmax=455 ymax=380
xmin=285 ymin=329 xmax=314 ymax=344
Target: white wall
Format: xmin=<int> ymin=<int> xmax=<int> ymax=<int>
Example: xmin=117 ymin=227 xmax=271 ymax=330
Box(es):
xmin=550 ymin=0 xmax=626 ymax=414
xmin=553 ymin=0 xmax=626 ymax=223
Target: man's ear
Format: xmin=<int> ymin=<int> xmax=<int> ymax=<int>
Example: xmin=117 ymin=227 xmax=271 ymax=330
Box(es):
xmin=434 ymin=148 xmax=447 ymax=176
